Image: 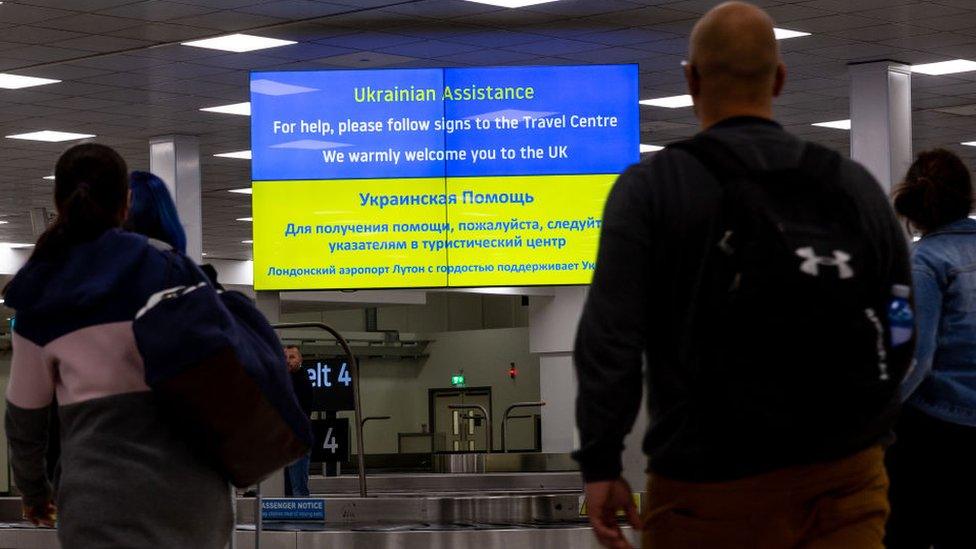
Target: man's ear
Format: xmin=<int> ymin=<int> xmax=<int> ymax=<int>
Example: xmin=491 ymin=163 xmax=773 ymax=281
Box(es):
xmin=684 ymin=63 xmax=701 ymax=99
xmin=773 ymin=62 xmax=786 ymax=98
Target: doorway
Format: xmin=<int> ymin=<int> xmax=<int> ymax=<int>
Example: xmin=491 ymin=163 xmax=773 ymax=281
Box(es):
xmin=429 ymin=387 xmax=493 ymax=453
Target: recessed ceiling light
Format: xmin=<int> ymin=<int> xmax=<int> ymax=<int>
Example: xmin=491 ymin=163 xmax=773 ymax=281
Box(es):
xmin=242 ymin=240 xmax=254 ymax=244
xmin=6 ymin=130 xmax=95 ymax=142
xmin=229 ymin=188 xmax=253 ymax=194
xmin=639 ymin=95 xmax=694 ymax=109
xmin=201 ymin=252 xmax=208 ymax=257
xmin=43 ymin=175 xmax=54 ymax=180
xmin=812 ymin=119 xmax=851 ymax=130
xmin=773 ymin=28 xmax=811 ymax=40
xmin=462 ymin=0 xmax=560 ymax=6
xmin=0 ymin=220 xmax=8 ymax=225
xmin=640 ymin=144 xmax=664 ymax=153
xmin=237 ymin=217 xmax=253 ymax=222
xmin=912 ymin=59 xmax=976 ymax=76
xmin=200 ymin=102 xmax=251 ymax=116
xmin=962 ymin=142 xmax=976 ymax=147
xmin=0 ymin=73 xmax=61 ymax=90
xmin=181 ymin=34 xmax=296 ymax=53
xmin=214 ymin=150 xmax=251 ymax=160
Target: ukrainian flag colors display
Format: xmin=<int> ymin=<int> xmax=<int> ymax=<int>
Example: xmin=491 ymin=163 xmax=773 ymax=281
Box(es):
xmin=250 ymin=65 xmax=639 ymax=290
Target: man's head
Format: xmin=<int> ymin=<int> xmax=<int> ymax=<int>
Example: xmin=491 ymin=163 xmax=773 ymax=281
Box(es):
xmin=284 ymin=345 xmax=303 ymax=373
xmin=685 ymin=2 xmax=786 ymax=128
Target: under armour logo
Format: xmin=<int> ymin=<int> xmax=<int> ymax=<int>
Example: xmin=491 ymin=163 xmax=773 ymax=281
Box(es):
xmin=795 ymin=247 xmax=854 ymax=279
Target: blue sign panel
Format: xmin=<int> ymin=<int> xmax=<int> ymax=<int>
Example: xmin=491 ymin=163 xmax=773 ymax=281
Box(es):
xmin=250 ymin=65 xmax=639 ymax=181
xmin=261 ymin=498 xmax=326 ymax=522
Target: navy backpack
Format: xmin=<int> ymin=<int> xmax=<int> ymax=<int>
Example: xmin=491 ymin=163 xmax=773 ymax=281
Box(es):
xmin=133 ymin=252 xmax=312 ymax=487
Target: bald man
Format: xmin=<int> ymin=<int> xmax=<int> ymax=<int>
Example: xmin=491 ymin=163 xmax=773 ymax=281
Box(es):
xmin=573 ymin=3 xmax=912 ymax=549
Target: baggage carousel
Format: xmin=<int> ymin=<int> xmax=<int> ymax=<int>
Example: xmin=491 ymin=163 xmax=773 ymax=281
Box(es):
xmin=0 ymin=472 xmax=638 ymax=549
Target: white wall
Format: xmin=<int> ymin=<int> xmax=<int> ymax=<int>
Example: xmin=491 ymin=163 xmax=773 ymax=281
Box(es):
xmin=344 ymin=328 xmax=541 ymax=454
xmin=280 ymin=294 xmax=537 ymax=454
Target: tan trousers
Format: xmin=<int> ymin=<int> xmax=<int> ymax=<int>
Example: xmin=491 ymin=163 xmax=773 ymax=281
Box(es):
xmin=642 ymin=446 xmax=889 ymax=549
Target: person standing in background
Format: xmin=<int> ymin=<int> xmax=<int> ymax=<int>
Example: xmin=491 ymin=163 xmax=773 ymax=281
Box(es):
xmin=124 ymin=171 xmax=187 ymax=254
xmin=284 ymin=345 xmax=314 ymax=497
xmin=573 ymin=3 xmax=913 ymax=548
xmin=886 ymin=149 xmax=976 ymax=548
xmin=125 ymin=170 xmax=222 ymax=289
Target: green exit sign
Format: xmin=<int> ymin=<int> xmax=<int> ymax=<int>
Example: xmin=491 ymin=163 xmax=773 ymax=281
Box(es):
xmin=451 ymin=374 xmax=465 ymax=388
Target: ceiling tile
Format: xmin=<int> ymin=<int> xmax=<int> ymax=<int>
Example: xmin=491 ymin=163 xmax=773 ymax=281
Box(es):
xmin=97 ymin=1 xmax=219 ymax=22
xmin=38 ymin=13 xmax=145 ymax=33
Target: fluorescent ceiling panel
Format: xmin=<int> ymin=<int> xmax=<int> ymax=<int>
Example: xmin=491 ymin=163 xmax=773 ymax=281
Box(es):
xmin=640 ymin=144 xmax=664 ymax=153
xmin=0 ymin=242 xmax=34 ymax=248
xmin=229 ymin=188 xmax=253 ymax=194
xmin=214 ymin=150 xmax=251 ymax=160
xmin=962 ymin=142 xmax=976 ymax=147
xmin=242 ymin=240 xmax=254 ymax=244
xmin=912 ymin=60 xmax=976 ymax=76
xmin=0 ymin=73 xmax=61 ymax=90
xmin=463 ymin=0 xmax=561 ymax=7
xmin=773 ymin=28 xmax=811 ymax=40
xmin=6 ymin=130 xmax=95 ymax=142
xmin=200 ymin=102 xmax=251 ymax=116
xmin=812 ymin=119 xmax=851 ymax=130
xmin=43 ymin=175 xmax=55 ymax=180
xmin=181 ymin=34 xmax=295 ymax=53
xmin=237 ymin=217 xmax=253 ymax=222
xmin=640 ymin=95 xmax=693 ymax=109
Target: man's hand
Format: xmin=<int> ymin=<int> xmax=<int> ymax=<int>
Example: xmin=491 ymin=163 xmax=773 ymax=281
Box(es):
xmin=585 ymin=478 xmax=641 ymax=549
xmin=23 ymin=499 xmax=56 ymax=528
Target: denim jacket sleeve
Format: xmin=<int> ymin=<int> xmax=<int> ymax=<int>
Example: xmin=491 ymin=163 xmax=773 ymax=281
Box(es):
xmin=900 ymin=264 xmax=942 ymax=401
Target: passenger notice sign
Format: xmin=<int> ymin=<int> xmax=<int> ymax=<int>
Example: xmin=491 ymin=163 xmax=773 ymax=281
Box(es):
xmin=261 ymin=498 xmax=326 ymax=522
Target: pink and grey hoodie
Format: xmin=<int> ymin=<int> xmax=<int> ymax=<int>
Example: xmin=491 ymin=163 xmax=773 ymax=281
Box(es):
xmin=4 ymin=229 xmax=232 ymax=548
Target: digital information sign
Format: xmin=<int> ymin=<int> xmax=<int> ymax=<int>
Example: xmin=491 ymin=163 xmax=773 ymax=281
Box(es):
xmin=250 ymin=65 xmax=639 ymax=290
xmin=303 ymin=360 xmax=354 ymax=412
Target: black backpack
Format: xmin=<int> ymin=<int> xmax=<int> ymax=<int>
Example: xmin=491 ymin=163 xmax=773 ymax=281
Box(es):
xmin=668 ymin=135 xmax=903 ymax=448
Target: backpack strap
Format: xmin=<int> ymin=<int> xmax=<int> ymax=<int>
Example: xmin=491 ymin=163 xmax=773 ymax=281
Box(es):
xmin=667 ymin=134 xmax=750 ymax=187
xmin=795 ymin=141 xmax=843 ymax=186
xmin=668 ymin=133 xmax=842 ymax=187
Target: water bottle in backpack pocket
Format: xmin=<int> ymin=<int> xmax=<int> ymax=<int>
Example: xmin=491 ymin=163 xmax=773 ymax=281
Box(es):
xmin=888 ymin=284 xmax=914 ymax=347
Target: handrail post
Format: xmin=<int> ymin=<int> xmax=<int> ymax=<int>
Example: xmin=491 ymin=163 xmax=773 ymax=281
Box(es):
xmin=272 ymin=322 xmax=367 ymax=497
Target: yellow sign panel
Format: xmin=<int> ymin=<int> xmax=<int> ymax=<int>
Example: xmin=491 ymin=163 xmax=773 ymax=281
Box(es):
xmin=252 ymin=175 xmax=615 ymax=291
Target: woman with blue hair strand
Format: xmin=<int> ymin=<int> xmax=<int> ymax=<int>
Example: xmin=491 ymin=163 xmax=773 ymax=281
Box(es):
xmin=124 ymin=171 xmax=187 ymax=254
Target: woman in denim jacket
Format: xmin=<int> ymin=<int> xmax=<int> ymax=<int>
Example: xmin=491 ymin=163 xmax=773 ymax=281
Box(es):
xmin=886 ymin=149 xmax=976 ymax=548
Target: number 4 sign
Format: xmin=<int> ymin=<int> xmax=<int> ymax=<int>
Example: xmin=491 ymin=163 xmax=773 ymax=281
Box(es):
xmin=311 ymin=417 xmax=350 ymax=463
xmin=322 ymin=427 xmax=338 ymax=454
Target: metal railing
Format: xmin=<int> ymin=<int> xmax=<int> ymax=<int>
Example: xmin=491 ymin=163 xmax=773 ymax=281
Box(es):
xmin=360 ymin=415 xmax=391 ymax=455
xmin=273 ymin=322 xmax=367 ymax=498
xmin=448 ymin=404 xmax=492 ymax=453
xmin=501 ymin=402 xmax=546 ymax=453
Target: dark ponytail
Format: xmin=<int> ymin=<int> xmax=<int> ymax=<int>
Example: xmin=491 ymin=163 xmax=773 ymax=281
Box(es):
xmin=893 ymin=148 xmax=974 ymax=235
xmin=32 ymin=144 xmax=129 ymax=260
